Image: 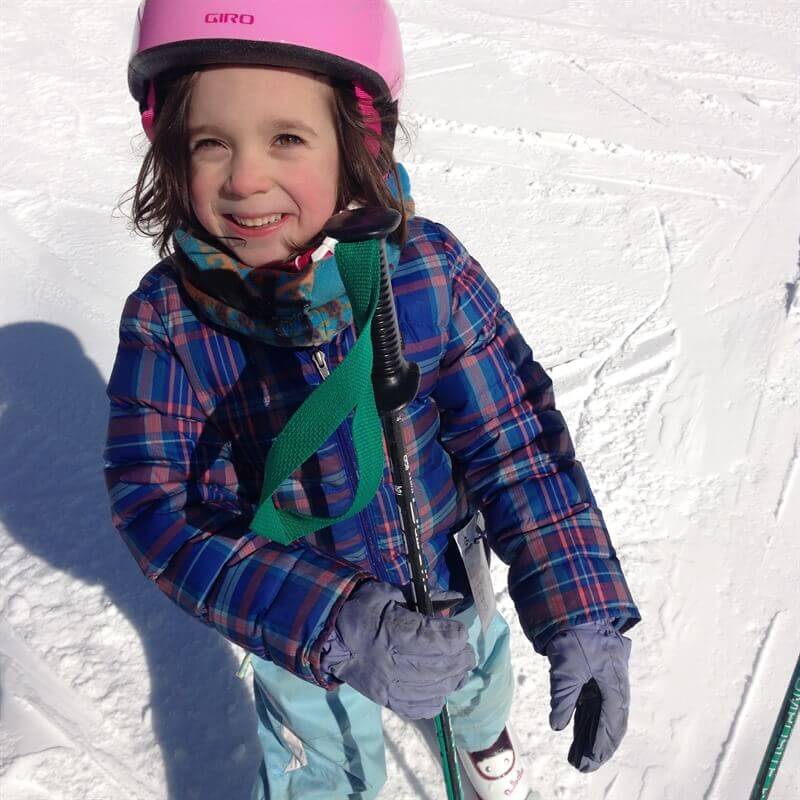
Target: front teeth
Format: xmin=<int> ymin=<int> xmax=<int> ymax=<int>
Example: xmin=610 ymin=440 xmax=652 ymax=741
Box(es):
xmin=232 ymin=213 xmax=283 ymax=228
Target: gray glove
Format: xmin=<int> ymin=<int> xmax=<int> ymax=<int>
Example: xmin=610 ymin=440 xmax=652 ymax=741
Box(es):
xmin=320 ymin=581 xmax=476 ymax=719
xmin=546 ymin=619 xmax=632 ymax=772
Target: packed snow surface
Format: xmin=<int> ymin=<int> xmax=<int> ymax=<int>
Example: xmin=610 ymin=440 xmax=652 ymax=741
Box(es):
xmin=1 ymin=1 xmax=798 ymax=798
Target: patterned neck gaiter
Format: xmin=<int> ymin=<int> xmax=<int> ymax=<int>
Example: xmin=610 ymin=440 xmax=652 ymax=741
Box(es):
xmin=171 ymin=228 xmax=390 ymax=347
xmin=170 ymin=166 xmax=413 ymax=348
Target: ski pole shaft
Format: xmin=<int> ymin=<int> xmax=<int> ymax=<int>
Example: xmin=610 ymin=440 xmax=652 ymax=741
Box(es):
xmin=323 ymin=207 xmax=464 ymax=800
xmin=749 ymin=651 xmax=800 ymax=800
xmin=381 ymin=411 xmax=463 ymax=800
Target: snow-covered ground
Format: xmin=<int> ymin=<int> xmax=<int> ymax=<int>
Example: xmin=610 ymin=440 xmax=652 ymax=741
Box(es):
xmin=1 ymin=1 xmax=798 ymax=798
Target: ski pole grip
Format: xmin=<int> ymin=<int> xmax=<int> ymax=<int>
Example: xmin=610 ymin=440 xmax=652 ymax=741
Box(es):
xmin=324 ymin=208 xmax=420 ymax=414
xmin=323 ymin=207 xmax=401 ymax=242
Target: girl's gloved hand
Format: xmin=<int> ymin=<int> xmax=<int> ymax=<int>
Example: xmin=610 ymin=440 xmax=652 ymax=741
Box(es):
xmin=546 ymin=619 xmax=632 ymax=772
xmin=320 ymin=581 xmax=476 ymax=719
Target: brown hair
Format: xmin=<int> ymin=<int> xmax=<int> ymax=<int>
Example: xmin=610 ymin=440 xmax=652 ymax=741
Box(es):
xmin=119 ymin=70 xmax=410 ymax=260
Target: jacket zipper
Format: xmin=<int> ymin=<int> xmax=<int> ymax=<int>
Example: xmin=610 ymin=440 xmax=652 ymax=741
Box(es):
xmin=311 ymin=348 xmax=389 ymax=581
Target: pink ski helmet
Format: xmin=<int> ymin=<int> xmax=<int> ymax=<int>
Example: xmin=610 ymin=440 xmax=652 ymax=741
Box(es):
xmin=128 ymin=0 xmax=404 ymax=147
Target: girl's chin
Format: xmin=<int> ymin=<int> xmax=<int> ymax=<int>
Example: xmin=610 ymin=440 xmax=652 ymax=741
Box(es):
xmin=226 ymin=237 xmax=294 ymax=267
xmin=240 ymin=253 xmax=294 ymax=270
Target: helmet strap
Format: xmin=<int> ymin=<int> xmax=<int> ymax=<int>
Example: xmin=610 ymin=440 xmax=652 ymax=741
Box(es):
xmin=354 ymin=84 xmax=381 ymax=158
xmin=142 ymin=82 xmax=156 ymax=142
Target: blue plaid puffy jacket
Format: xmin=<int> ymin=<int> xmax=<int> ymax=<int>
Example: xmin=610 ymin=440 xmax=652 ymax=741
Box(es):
xmin=104 ymin=215 xmax=640 ymax=688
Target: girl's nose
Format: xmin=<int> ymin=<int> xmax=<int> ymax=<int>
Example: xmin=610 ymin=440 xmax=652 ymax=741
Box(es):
xmin=225 ymin=150 xmax=275 ymax=197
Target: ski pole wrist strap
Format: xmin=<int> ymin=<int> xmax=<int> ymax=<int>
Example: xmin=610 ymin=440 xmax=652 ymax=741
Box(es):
xmin=251 ymin=240 xmax=385 ymax=546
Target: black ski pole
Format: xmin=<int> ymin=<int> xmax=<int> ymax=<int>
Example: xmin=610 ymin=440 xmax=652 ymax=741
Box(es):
xmin=324 ymin=207 xmax=465 ymax=800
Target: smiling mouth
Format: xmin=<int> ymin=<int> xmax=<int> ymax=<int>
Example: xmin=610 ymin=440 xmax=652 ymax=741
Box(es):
xmin=225 ymin=213 xmax=286 ymax=230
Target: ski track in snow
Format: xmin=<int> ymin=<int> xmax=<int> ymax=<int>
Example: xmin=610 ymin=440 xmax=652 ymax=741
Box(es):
xmin=572 ymin=206 xmax=675 ymax=449
xmin=2 ymin=1 xmax=799 ymax=799
xmin=774 ymin=436 xmax=798 ymax=522
xmin=0 ymin=621 xmax=157 ymax=800
xmin=702 ymin=612 xmax=782 ymax=799
xmin=567 ymin=58 xmax=668 ymax=127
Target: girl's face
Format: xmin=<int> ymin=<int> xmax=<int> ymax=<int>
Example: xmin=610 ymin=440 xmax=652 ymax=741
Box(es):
xmin=188 ymin=66 xmax=340 ymax=267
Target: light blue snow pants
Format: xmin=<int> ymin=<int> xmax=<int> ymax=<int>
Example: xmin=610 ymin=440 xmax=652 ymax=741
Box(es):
xmin=249 ymin=603 xmax=514 ymax=800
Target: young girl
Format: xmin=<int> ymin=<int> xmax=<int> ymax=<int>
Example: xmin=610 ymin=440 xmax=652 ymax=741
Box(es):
xmin=105 ymin=2 xmax=641 ymax=798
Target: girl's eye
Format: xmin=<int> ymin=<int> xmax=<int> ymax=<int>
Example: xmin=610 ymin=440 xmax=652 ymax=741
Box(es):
xmin=192 ymin=138 xmax=222 ymax=151
xmin=275 ymin=134 xmax=304 ymax=147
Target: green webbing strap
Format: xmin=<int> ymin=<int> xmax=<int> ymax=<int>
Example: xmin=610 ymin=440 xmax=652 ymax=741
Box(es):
xmin=251 ymin=240 xmax=385 ymax=545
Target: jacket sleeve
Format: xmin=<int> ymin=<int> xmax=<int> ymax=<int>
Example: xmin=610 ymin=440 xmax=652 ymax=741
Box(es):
xmin=103 ymin=291 xmax=373 ymax=687
xmin=431 ymin=226 xmax=641 ymax=654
